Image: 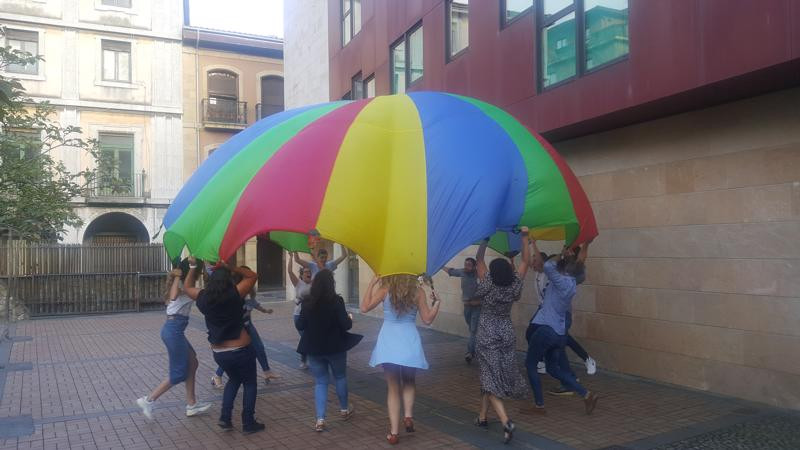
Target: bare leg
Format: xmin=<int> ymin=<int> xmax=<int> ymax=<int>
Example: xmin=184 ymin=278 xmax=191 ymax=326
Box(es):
xmin=147 ymin=379 xmax=173 ymax=402
xmin=400 ymin=367 xmax=416 ymax=419
xmin=479 ymin=393 xmax=489 ymax=421
xmin=184 ymin=348 xmax=199 ymax=405
xmin=383 ymin=364 xmax=402 ymax=436
xmin=488 ymin=394 xmax=509 ymax=425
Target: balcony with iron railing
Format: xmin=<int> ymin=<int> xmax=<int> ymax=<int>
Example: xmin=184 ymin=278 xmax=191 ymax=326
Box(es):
xmin=202 ymin=98 xmax=248 ymax=130
xmin=85 ymin=172 xmax=147 ymax=203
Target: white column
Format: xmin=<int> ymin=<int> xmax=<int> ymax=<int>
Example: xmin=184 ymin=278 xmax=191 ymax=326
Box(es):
xmin=333 ymin=243 xmax=349 ymax=301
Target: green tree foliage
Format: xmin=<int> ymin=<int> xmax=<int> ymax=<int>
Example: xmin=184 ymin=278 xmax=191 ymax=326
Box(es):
xmin=0 ymin=28 xmax=111 ymax=240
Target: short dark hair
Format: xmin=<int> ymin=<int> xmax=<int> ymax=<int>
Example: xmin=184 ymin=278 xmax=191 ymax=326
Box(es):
xmin=465 ymin=257 xmax=476 ymax=266
xmin=489 ymin=258 xmax=514 ymax=287
xmin=317 ymin=249 xmax=328 ymax=256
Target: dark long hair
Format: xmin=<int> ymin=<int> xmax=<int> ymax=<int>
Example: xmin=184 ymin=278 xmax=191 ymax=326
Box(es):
xmin=305 ymin=269 xmax=337 ymax=309
xmin=489 ymin=258 xmax=514 ymax=287
xmin=205 ymin=266 xmax=234 ymax=303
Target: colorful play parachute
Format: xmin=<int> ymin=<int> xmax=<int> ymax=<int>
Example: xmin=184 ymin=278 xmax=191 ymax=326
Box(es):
xmin=265 ymin=231 xmax=311 ymax=254
xmin=485 ymin=231 xmax=523 ymax=258
xmin=163 ymin=92 xmax=597 ymax=275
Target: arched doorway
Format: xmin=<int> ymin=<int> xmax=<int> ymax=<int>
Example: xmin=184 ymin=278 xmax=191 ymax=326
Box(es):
xmin=82 ymin=212 xmax=149 ymax=244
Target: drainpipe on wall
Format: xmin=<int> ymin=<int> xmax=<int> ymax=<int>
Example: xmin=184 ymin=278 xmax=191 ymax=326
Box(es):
xmin=195 ymin=31 xmax=201 ymax=170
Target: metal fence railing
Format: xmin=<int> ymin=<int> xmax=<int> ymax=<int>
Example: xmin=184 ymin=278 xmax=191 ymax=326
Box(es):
xmin=202 ymin=98 xmax=247 ymax=126
xmin=1 ymin=241 xmax=171 ymax=317
xmin=85 ymin=172 xmax=147 ymax=198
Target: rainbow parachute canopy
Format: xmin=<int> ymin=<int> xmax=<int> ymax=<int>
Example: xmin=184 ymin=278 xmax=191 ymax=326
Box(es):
xmin=163 ymin=92 xmax=597 ymax=275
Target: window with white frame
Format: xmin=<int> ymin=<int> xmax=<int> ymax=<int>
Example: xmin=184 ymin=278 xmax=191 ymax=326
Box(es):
xmin=101 ymin=40 xmax=131 ymax=82
xmin=4 ymin=29 xmax=39 ymax=75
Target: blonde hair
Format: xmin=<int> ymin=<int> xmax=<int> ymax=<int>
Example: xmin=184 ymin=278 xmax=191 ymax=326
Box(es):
xmin=381 ymin=274 xmax=419 ymax=315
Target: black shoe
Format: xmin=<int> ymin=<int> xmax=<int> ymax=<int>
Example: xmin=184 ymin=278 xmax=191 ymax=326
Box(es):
xmin=465 ymin=353 xmax=473 ymax=364
xmin=243 ymin=422 xmax=266 ymax=434
xmin=503 ymin=420 xmax=515 ymax=444
xmin=218 ymin=420 xmax=233 ymax=431
xmin=473 ymin=417 xmax=488 ymax=428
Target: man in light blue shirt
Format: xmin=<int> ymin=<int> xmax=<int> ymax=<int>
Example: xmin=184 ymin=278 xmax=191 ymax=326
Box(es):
xmin=521 ymin=240 xmax=598 ymax=416
xmin=294 ymin=247 xmax=349 ymax=278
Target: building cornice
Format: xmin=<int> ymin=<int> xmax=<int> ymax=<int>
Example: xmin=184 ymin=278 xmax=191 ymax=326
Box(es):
xmin=29 ymin=97 xmax=182 ymax=116
xmin=183 ymin=26 xmax=283 ymax=59
xmin=0 ymin=13 xmax=182 ymax=42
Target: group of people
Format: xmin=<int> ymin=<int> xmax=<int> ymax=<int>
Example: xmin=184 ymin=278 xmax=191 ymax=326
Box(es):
xmin=136 ymin=233 xmax=596 ymax=445
xmin=444 ymin=229 xmax=599 ymax=443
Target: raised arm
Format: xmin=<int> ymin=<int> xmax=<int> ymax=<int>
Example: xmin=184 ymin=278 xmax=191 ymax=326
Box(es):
xmin=229 ymin=264 xmax=257 ymax=298
xmin=543 ymin=259 xmax=577 ymax=299
xmin=443 ymin=267 xmax=462 ymax=277
xmin=476 ymin=239 xmax=489 ymax=280
xmin=331 ymin=247 xmax=349 ymax=267
xmin=416 ymin=286 xmax=440 ymax=325
xmin=516 ymin=227 xmax=531 ymax=279
xmin=577 ymin=242 xmax=589 ymax=264
xmin=183 ymin=256 xmax=202 ymax=300
xmin=530 ymin=239 xmax=545 ymax=273
xmin=294 ymin=252 xmax=311 ymax=269
xmin=360 ymin=275 xmax=386 ymax=313
xmin=165 ymin=268 xmax=182 ymax=303
xmin=287 ymin=254 xmax=299 ymax=287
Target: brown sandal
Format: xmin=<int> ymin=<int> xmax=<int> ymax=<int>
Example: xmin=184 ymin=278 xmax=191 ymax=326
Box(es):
xmin=404 ymin=417 xmax=415 ymax=432
xmin=386 ymin=433 xmax=399 ymax=445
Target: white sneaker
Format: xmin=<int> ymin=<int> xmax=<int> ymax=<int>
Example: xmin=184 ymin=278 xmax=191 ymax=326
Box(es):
xmin=186 ymin=401 xmax=212 ymax=417
xmin=136 ymin=396 xmax=153 ymax=420
xmin=585 ymin=357 xmax=597 ymax=375
xmin=537 ymin=361 xmax=546 ymax=374
xmin=299 ymin=362 xmax=309 ymax=370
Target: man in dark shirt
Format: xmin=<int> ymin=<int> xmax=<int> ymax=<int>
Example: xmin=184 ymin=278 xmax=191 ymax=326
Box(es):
xmin=444 ymin=257 xmax=480 ymax=364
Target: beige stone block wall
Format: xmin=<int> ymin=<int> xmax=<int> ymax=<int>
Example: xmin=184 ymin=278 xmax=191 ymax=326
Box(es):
xmin=356 ymin=87 xmax=800 ymax=410
xmin=557 ymin=87 xmax=800 ymax=410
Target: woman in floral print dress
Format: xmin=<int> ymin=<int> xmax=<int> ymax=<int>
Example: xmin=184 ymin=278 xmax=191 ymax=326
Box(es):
xmin=473 ymin=228 xmax=531 ymax=444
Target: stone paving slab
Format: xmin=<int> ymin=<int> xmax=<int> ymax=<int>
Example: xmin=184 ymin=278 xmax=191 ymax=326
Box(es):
xmin=0 ymin=305 xmax=797 ymax=449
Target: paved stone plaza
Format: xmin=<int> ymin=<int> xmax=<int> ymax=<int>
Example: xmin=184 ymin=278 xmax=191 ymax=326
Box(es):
xmin=0 ymin=302 xmax=798 ymax=449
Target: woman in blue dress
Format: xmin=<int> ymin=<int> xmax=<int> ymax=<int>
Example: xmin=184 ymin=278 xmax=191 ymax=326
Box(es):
xmin=361 ymin=274 xmax=441 ymax=445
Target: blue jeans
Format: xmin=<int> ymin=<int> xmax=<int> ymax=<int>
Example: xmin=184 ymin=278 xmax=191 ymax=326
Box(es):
xmin=565 ymin=311 xmax=589 ymax=361
xmin=463 ymin=305 xmax=481 ymax=355
xmin=307 ymin=352 xmax=348 ymax=420
xmin=293 ymin=314 xmax=306 ymax=363
xmin=525 ymin=324 xmax=587 ymax=406
xmin=161 ymin=316 xmax=194 ymax=384
xmin=215 ymin=321 xmax=270 ymax=376
xmin=213 ymin=346 xmax=257 ymax=426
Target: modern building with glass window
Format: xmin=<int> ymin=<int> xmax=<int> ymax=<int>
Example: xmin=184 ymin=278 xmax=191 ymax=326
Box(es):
xmin=283 ymin=0 xmax=800 ymax=410
xmin=0 ymin=0 xmax=184 ymax=244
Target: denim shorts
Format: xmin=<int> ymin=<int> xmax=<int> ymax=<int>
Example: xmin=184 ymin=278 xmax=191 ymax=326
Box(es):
xmin=161 ymin=315 xmax=194 ymax=384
